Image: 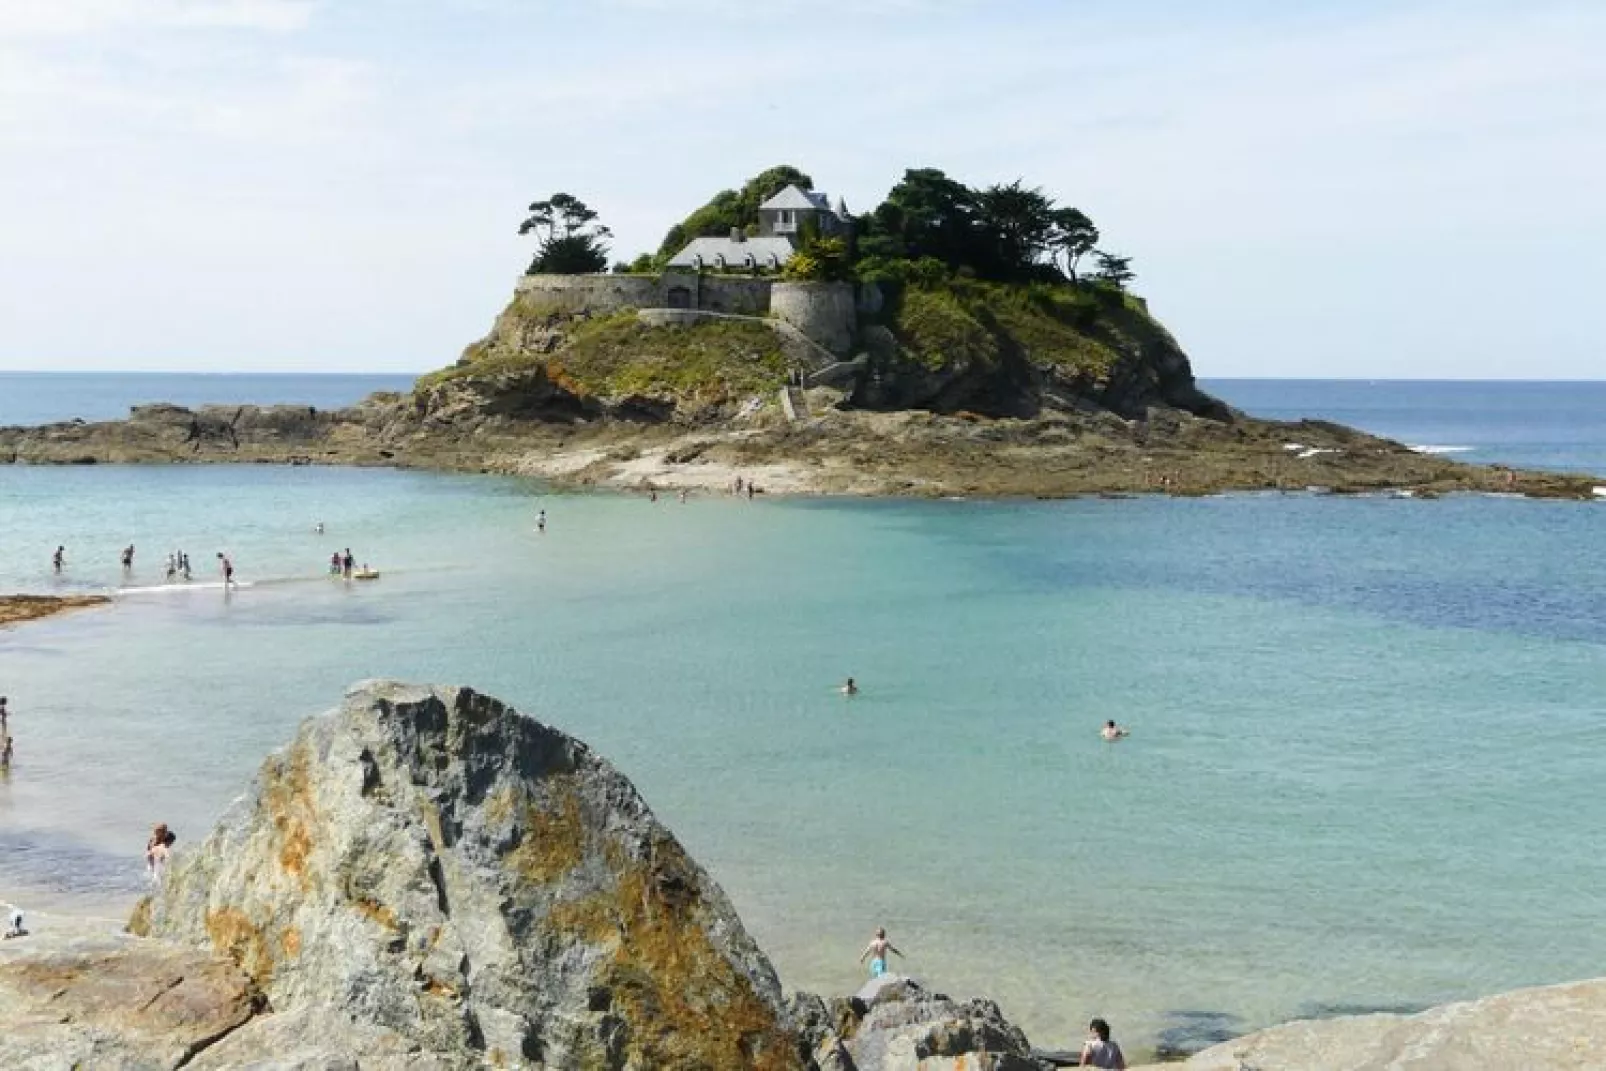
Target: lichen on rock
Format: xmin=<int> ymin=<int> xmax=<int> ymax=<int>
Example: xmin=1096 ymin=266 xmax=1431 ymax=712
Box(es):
xmin=140 ymin=680 xmax=804 ymax=1069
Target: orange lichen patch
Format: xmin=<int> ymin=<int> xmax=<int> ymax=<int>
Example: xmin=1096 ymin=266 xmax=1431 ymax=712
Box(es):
xmin=544 ymin=832 xmax=803 ymax=1071
xmin=260 ymin=743 xmax=317 ymax=890
xmin=205 ymin=908 xmax=274 ymax=986
xmin=422 ymin=977 xmax=460 ymax=999
xmin=281 ymin=927 xmax=302 ymax=958
xmin=354 ymin=897 xmax=399 ymax=931
xmin=507 ymin=782 xmax=587 ymax=884
xmin=485 ymin=784 xmax=520 ymax=825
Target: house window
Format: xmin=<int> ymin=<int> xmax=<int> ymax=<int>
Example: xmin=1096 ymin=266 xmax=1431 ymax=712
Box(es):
xmin=777 ymin=210 xmax=794 ymax=232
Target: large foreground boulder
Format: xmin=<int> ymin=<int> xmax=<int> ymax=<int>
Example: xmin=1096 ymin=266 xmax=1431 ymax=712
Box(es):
xmin=138 ymin=681 xmax=805 ymax=1070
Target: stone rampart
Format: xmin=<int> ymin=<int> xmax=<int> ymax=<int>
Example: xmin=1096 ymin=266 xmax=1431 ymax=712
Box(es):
xmin=771 ymin=281 xmax=858 ymax=356
xmin=513 ymin=273 xmax=855 ymax=351
xmin=513 ymin=273 xmax=663 ymax=312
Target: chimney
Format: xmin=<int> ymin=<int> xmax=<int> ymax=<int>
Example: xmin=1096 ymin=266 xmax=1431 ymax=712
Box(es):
xmin=730 ymin=227 xmax=745 ymax=243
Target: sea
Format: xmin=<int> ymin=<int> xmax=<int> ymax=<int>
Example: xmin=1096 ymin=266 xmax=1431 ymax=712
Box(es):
xmin=1 ymin=373 xmax=1604 ymax=1058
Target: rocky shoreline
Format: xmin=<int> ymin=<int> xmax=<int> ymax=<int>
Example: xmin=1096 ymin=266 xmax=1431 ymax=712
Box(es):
xmin=0 ymin=593 xmax=110 ymax=629
xmin=2 ymin=395 xmax=1602 ymax=501
xmin=1 ymin=681 xmax=1601 ymax=1070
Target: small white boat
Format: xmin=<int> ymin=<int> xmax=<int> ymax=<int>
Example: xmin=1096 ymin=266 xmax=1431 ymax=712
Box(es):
xmin=353 ymin=568 xmax=380 ymax=581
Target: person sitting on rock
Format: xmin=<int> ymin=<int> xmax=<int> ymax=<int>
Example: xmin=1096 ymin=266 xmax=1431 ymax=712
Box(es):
xmin=859 ymin=927 xmax=904 ymax=978
xmin=1080 ymin=1018 xmax=1126 ymax=1069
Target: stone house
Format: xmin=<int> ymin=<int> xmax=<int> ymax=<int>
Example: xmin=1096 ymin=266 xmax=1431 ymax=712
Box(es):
xmin=666 ymin=184 xmax=851 ymax=272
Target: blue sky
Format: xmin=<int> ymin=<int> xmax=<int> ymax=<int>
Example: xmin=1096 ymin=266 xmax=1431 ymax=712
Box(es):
xmin=0 ymin=0 xmax=1601 ymax=377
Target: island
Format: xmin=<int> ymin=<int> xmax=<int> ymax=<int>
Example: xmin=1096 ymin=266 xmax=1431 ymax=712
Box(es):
xmin=2 ymin=165 xmax=1599 ymax=500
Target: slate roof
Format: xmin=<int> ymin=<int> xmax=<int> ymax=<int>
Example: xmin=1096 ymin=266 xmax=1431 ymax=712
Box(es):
xmin=666 ymin=235 xmax=797 ymax=270
xmin=759 ymin=185 xmax=835 ymax=214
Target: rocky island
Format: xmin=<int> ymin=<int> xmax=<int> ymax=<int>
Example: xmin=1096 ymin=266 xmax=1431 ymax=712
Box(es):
xmin=2 ymin=166 xmax=1599 ymax=499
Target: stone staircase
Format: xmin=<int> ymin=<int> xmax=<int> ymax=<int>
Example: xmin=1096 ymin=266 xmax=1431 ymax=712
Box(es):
xmin=779 ymin=385 xmax=809 ymax=422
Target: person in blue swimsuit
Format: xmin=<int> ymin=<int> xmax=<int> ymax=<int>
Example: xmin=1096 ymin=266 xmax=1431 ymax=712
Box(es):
xmin=858 ymin=927 xmax=904 ymax=978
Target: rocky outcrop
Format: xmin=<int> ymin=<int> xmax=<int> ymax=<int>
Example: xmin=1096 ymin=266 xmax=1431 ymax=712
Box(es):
xmin=1144 ymin=977 xmax=1606 ymax=1070
xmin=789 ymin=976 xmax=1050 ymax=1071
xmin=137 ymin=680 xmax=805 ymax=1069
xmin=0 ymin=925 xmax=259 ymax=1070
xmin=0 ymin=593 xmax=110 ymax=629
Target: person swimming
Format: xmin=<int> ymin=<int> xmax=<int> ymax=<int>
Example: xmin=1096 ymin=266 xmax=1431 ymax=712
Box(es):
xmin=841 ymin=677 xmax=859 ymax=697
xmin=858 ymin=927 xmax=904 ymax=978
xmin=1101 ymin=719 xmax=1129 ymax=741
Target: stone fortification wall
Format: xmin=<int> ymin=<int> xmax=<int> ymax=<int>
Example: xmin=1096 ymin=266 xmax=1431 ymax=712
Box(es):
xmin=696 ymin=276 xmax=772 ymax=316
xmin=513 ymin=274 xmax=857 ymax=351
xmin=513 ymin=273 xmax=663 ymax=312
xmin=771 ymin=281 xmax=858 ymax=356
xmin=513 ymin=273 xmax=772 ymax=317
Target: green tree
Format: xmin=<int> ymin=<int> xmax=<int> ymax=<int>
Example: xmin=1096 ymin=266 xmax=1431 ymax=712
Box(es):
xmin=520 ymin=193 xmax=612 ymax=274
xmin=871 ymin=168 xmax=983 ymax=269
xmin=1092 ymin=251 xmax=1135 ymax=289
xmin=1050 ymin=207 xmax=1099 ymax=282
xmin=976 ymin=180 xmax=1058 ymax=279
xmin=656 ymin=165 xmax=814 ymax=257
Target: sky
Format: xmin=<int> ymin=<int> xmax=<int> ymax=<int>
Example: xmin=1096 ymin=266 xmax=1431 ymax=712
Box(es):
xmin=0 ymin=0 xmax=1602 ymax=378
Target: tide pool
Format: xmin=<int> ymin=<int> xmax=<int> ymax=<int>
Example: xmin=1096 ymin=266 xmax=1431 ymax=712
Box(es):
xmin=2 ymin=463 xmax=1605 ymax=1057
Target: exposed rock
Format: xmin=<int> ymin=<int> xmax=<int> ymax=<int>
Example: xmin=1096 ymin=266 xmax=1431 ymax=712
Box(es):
xmin=140 ymin=680 xmax=806 ymax=1070
xmin=0 ymin=923 xmax=259 ymax=1071
xmin=791 ymin=976 xmax=1051 ymax=1071
xmin=1145 ymin=977 xmax=1606 ymax=1070
xmin=0 ymin=593 xmax=110 ymax=629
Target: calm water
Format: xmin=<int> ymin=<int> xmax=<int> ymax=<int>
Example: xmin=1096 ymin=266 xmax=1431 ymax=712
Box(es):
xmin=0 ymin=372 xmax=417 ymax=426
xmin=1207 ymin=378 xmax=1606 ymax=474
xmin=1 ymin=377 xmax=1604 ymax=1058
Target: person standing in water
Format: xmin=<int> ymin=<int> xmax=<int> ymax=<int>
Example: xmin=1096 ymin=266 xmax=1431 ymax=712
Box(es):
xmin=165 ymin=554 xmax=177 ymax=581
xmin=858 ymin=927 xmax=904 ymax=978
xmin=537 ymin=510 xmax=546 ymax=534
xmin=180 ymin=552 xmax=191 ymax=581
xmin=121 ymin=545 xmax=135 ymax=571
xmin=0 ymin=696 xmax=8 ymax=734
xmin=52 ymin=546 xmax=64 ymax=573
xmin=841 ymin=678 xmax=859 ymax=697
xmin=217 ymin=553 xmax=235 ymax=587
xmin=1101 ymin=720 xmax=1129 ymax=741
xmin=342 ymin=549 xmax=354 ymax=578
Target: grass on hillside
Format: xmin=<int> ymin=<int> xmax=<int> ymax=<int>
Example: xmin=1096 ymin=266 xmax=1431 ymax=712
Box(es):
xmin=420 ymin=306 xmax=793 ymax=399
xmin=889 ymin=279 xmax=1142 ymax=382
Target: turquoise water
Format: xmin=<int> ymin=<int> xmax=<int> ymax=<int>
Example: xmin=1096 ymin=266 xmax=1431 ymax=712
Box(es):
xmin=3 ymin=456 xmax=1606 ymax=1056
